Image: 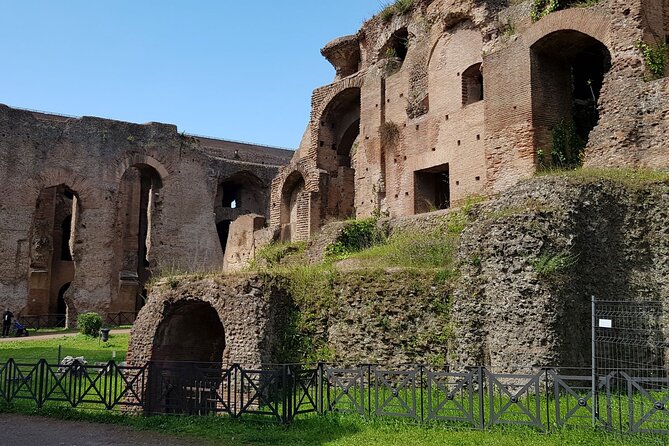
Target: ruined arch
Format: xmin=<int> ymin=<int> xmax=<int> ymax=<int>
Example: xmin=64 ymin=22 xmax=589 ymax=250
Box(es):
xmin=115 ymin=162 xmax=164 ymax=315
xmin=379 ymin=27 xmax=409 ymax=68
xmin=26 ymin=184 xmax=80 ymax=325
xmin=530 ymin=29 xmax=611 ymax=165
xmin=280 ymin=170 xmax=306 ymax=242
xmin=317 ymin=87 xmax=361 ymax=221
xmin=152 ymin=300 xmax=226 ymax=363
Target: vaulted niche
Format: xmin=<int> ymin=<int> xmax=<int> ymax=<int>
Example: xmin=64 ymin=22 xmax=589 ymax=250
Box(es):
xmin=531 ymin=30 xmax=611 ymax=166
xmin=462 ymin=63 xmax=483 ymax=105
xmin=381 ymin=28 xmax=409 ymax=65
xmin=27 ymin=185 xmax=79 ymax=326
xmin=214 ymin=171 xmax=265 ymax=254
xmin=280 ymin=171 xmax=306 ymax=242
xmin=149 ymin=300 xmax=226 ymax=415
xmin=118 ymin=164 xmax=163 ymax=313
xmin=414 ymin=163 xmax=450 ymax=214
xmin=318 ymin=87 xmax=361 ymax=220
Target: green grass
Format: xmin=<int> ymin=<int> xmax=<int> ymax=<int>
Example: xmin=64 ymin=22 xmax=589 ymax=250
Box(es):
xmin=537 ymin=167 xmax=669 ymax=188
xmin=1 ymin=402 xmax=667 ymax=446
xmin=0 ymin=332 xmax=128 ymax=363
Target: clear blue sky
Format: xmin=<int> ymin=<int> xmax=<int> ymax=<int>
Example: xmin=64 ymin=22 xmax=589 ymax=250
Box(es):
xmin=0 ymin=1 xmax=382 ymax=149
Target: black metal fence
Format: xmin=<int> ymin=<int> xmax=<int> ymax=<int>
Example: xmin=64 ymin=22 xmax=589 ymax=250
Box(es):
xmin=2 ymin=359 xmax=669 ymax=433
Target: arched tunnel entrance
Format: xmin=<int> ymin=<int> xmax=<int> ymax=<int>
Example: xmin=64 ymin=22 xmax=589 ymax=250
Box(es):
xmin=148 ymin=300 xmax=226 ymax=414
xmin=531 ymin=30 xmax=611 ymax=167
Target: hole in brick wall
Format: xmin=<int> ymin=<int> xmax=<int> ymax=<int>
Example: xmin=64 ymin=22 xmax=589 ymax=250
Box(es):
xmin=445 ymin=115 xmax=449 ymax=120
xmin=394 ymin=158 xmax=397 ymax=163
xmin=376 ymin=104 xmax=379 ymax=107
xmin=531 ymin=30 xmax=612 ymax=158
xmin=403 ymin=156 xmax=407 ymax=160
xmin=476 ymin=134 xmax=481 ymax=140
xmin=400 ymin=93 xmax=404 ymax=98
xmin=476 ymin=176 xmax=481 ymax=181
xmin=320 ymin=141 xmax=325 ymax=147
xmin=457 ymin=140 xmax=461 ymax=146
xmin=462 ymin=63 xmax=483 ymax=105
xmin=395 ymin=194 xmax=399 ymax=198
xmin=415 ymin=125 xmax=419 ymax=131
xmin=431 ymin=147 xmax=436 ymax=152
xmin=387 ymin=99 xmax=391 ymax=103
xmin=405 ymin=192 xmax=409 ymax=196
xmin=380 ymin=27 xmax=409 ymax=65
xmin=403 ymin=123 xmax=407 ymax=127
xmin=414 ymin=163 xmax=450 ymax=214
xmin=513 ymin=106 xmax=517 ymax=110
xmin=456 ymin=181 xmax=460 ymax=185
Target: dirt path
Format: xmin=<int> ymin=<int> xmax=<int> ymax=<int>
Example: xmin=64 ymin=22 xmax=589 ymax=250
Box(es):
xmin=0 ymin=413 xmax=211 ymax=446
xmin=0 ymin=328 xmax=131 ymax=343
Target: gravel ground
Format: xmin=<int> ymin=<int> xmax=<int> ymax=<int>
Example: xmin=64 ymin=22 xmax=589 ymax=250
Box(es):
xmin=0 ymin=414 xmax=209 ymax=446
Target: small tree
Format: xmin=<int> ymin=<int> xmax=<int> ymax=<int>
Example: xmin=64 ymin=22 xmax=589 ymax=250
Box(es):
xmin=77 ymin=312 xmax=102 ymax=336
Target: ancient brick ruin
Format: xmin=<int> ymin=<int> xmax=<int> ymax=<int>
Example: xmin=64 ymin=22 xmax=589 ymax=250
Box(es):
xmin=0 ymin=105 xmax=292 ymax=325
xmin=270 ymin=0 xmax=669 ymax=242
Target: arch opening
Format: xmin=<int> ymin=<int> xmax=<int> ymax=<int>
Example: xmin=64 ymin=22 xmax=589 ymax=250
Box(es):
xmin=280 ymin=172 xmax=306 ymax=242
xmin=149 ymin=300 xmax=226 ymax=415
xmin=56 ymin=282 xmax=70 ymax=327
xmin=531 ymin=30 xmax=611 ymax=168
xmin=462 ymin=63 xmax=483 ymax=105
xmin=380 ymin=28 xmax=409 ymax=68
xmin=318 ymin=87 xmax=361 ymax=221
xmin=117 ymin=164 xmax=163 ymax=314
xmin=27 ymin=184 xmax=79 ymax=324
xmin=152 ymin=300 xmax=226 ymax=363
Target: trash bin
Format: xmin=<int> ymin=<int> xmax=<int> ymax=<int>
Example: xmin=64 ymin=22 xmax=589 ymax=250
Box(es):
xmin=100 ymin=328 xmax=110 ymax=342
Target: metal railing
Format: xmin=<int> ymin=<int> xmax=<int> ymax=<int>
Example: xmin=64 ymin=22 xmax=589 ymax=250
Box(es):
xmin=2 ymin=359 xmax=669 ymax=433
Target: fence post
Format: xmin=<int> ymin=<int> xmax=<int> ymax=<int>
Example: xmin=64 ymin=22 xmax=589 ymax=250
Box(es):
xmin=317 ymin=362 xmax=324 ymax=415
xmin=419 ymin=364 xmax=424 ymax=424
xmin=544 ymin=368 xmax=551 ymax=432
xmin=37 ymin=359 xmax=46 ymax=408
xmin=478 ymin=366 xmax=486 ymax=429
xmin=591 ymin=295 xmax=598 ymax=428
xmin=281 ymin=364 xmax=290 ymax=424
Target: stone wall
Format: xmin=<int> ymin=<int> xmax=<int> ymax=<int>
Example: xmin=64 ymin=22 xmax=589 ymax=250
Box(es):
xmin=453 ymin=176 xmax=669 ymax=369
xmin=127 ymin=275 xmax=282 ymax=367
xmin=0 ymin=104 xmax=292 ymax=323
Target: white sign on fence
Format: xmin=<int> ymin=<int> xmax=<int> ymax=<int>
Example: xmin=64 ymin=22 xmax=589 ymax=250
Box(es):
xmin=598 ymin=319 xmax=613 ymax=329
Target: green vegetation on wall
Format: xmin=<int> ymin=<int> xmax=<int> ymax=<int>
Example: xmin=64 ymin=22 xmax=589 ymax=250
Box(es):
xmin=637 ymin=41 xmax=668 ymax=80
xmin=380 ymin=0 xmax=414 ymax=22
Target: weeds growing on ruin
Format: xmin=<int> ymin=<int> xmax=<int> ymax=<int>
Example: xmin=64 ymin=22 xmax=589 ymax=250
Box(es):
xmin=379 ymin=121 xmax=400 ymax=148
xmin=531 ymin=0 xmax=601 ymax=22
xmin=532 ymin=250 xmax=579 ymax=277
xmin=380 ymin=0 xmax=414 ymax=22
xmin=637 ymin=40 xmax=668 ymax=80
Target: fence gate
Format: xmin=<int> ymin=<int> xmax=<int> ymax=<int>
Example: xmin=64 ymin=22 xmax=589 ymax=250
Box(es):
xmin=593 ymin=296 xmax=669 ymax=433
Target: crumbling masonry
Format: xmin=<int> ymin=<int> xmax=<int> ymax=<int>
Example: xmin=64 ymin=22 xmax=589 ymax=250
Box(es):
xmin=0 ymin=105 xmax=292 ymax=325
xmin=270 ymin=0 xmax=669 ymax=242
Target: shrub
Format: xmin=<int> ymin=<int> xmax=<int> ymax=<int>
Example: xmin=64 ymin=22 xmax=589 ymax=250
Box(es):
xmin=637 ymin=41 xmax=668 ymax=80
xmin=325 ymin=218 xmax=386 ymax=259
xmin=77 ymin=312 xmax=102 ymax=336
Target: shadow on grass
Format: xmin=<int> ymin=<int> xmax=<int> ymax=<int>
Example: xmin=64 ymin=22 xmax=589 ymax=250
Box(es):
xmin=0 ymin=402 xmax=362 ymax=446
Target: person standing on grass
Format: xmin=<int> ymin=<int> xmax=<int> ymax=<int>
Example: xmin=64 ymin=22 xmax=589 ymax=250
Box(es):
xmin=2 ymin=309 xmax=13 ymax=337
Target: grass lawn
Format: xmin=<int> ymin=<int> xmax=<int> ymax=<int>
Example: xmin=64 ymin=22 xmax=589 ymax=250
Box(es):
xmin=0 ymin=332 xmax=128 ymax=363
xmin=1 ymin=403 xmax=668 ymax=446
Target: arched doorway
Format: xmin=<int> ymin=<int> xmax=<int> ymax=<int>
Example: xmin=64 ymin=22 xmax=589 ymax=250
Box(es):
xmin=318 ymin=87 xmax=361 ymax=220
xmin=27 ymin=185 xmax=79 ymax=324
xmin=148 ymin=300 xmax=226 ymax=414
xmin=117 ymin=163 xmax=163 ymax=314
xmin=280 ymin=171 xmax=306 ymax=242
xmin=531 ymin=30 xmax=611 ymax=167
xmin=56 ymin=282 xmax=70 ymax=327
